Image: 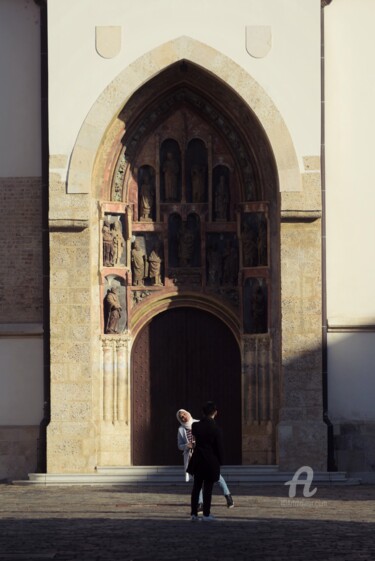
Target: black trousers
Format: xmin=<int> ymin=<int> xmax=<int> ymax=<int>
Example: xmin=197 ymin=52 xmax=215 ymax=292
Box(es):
xmin=191 ymin=474 xmax=214 ymax=517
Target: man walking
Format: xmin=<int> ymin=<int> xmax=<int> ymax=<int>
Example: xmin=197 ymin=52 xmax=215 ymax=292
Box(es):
xmin=187 ymin=401 xmax=223 ymax=522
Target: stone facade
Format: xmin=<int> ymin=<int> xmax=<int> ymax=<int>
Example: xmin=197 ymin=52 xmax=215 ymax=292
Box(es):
xmin=6 ymin=0 xmax=375 ymax=480
xmin=45 ymin=34 xmax=327 ymax=473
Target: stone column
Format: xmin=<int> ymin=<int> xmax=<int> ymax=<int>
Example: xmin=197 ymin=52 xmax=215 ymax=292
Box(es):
xmin=116 ymin=340 xmax=127 ymax=423
xmin=102 ymin=339 xmax=114 ymax=422
xmin=98 ymin=336 xmax=131 ymax=465
xmin=242 ymin=335 xmax=276 ymax=464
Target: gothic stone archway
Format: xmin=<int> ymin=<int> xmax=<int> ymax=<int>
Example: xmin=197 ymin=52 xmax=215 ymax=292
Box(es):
xmin=48 ymin=40 xmax=326 ymax=475
xmin=132 ymin=307 xmax=242 ymax=465
xmin=97 ymin=61 xmax=280 ymax=466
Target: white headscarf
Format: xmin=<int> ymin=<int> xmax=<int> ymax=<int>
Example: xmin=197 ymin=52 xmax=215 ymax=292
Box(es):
xmin=176 ymin=409 xmax=198 ymax=430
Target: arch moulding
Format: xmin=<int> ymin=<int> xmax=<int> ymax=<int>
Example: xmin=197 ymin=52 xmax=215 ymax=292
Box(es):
xmin=129 ymin=291 xmax=241 ymax=346
xmin=67 ymin=36 xmax=301 ymax=196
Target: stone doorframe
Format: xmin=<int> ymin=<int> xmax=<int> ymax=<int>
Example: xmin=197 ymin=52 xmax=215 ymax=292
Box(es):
xmin=47 ymin=36 xmax=326 ymax=473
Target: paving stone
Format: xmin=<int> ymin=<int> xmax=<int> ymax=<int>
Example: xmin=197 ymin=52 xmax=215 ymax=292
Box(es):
xmin=0 ymin=484 xmax=374 ymax=560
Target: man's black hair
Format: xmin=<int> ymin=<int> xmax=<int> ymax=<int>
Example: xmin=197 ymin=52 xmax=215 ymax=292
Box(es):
xmin=202 ymin=401 xmax=217 ymax=416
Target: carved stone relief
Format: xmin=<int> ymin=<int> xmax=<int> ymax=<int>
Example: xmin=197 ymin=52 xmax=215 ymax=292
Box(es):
xmin=131 ymin=234 xmax=164 ymax=286
xmin=177 ymin=214 xmax=200 ymax=268
xmin=103 ymin=276 xmax=127 ymax=334
xmin=138 ymin=166 xmax=155 ymax=222
xmin=206 ymin=233 xmax=238 ymax=286
xmin=102 ymin=214 xmax=126 ymax=267
xmin=243 ymin=278 xmax=268 ymax=334
xmin=113 ymin=88 xmax=259 ymax=202
xmin=242 ymin=213 xmax=268 ymax=268
xmin=213 ymin=165 xmax=230 ymax=221
xmin=160 ymin=140 xmax=181 ymax=203
xmin=186 ymin=138 xmax=207 ymax=203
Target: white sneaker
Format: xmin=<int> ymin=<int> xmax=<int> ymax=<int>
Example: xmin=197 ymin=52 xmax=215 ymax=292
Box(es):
xmin=202 ymin=514 xmax=216 ymax=522
xmin=191 ymin=515 xmax=201 ymax=522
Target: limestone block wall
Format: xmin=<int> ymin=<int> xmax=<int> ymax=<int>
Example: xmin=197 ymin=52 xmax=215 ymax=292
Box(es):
xmin=278 ymin=158 xmax=326 ymax=471
xmin=47 ymin=174 xmax=96 ymax=472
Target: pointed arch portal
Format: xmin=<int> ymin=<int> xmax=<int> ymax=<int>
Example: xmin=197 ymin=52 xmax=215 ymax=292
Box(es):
xmin=46 ymin=36 xmax=327 ymax=475
xmin=94 ymin=54 xmax=283 ymax=467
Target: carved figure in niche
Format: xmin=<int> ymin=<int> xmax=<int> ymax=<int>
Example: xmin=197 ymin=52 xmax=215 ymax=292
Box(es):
xmin=207 ymin=243 xmax=222 ymax=285
xmin=163 ymin=152 xmax=179 ymax=201
xmin=214 ymin=175 xmax=229 ymax=220
xmin=105 ymin=286 xmax=122 ymax=334
xmin=111 ymin=220 xmax=125 ymax=265
xmin=223 ymin=241 xmax=238 ymax=285
xmin=131 ymin=241 xmax=147 ymax=285
xmin=148 ymin=244 xmax=163 ymax=286
xmin=242 ymin=222 xmax=258 ymax=267
xmin=191 ymin=165 xmax=205 ymax=203
xmin=102 ymin=221 xmax=114 ymax=266
xmin=139 ymin=172 xmax=154 ymax=221
xmin=178 ymin=222 xmax=195 ymax=267
xmin=252 ymin=285 xmax=267 ymax=333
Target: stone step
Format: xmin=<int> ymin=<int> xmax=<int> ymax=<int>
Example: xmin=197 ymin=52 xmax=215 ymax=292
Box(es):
xmin=12 ymin=466 xmax=359 ymax=486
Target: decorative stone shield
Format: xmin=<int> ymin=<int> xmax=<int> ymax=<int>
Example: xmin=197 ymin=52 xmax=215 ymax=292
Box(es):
xmin=245 ymin=26 xmax=272 ymax=59
xmin=95 ymin=26 xmax=121 ymax=59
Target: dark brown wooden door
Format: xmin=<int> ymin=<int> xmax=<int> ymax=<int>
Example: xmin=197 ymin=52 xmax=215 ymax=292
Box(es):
xmin=131 ymin=307 xmax=242 ymax=465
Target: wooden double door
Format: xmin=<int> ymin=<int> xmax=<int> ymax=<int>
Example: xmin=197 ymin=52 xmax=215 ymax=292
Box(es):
xmin=131 ymin=307 xmax=242 ymax=465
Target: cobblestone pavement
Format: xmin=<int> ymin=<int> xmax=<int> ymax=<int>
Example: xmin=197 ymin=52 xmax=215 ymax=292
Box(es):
xmin=0 ymin=484 xmax=375 ymax=561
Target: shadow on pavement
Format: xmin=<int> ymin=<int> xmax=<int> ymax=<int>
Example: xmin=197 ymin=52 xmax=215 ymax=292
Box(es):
xmin=0 ymin=517 xmax=374 ymax=561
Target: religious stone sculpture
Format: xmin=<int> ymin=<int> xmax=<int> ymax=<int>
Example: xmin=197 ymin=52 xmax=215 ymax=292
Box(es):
xmin=162 ymin=152 xmax=179 ymax=201
xmin=148 ymin=244 xmax=163 ymax=286
xmin=131 ymin=240 xmax=147 ymax=285
xmin=102 ymin=221 xmax=114 ymax=267
xmin=139 ymin=172 xmax=154 ymax=221
xmin=104 ymin=286 xmax=122 ymax=334
xmin=207 ymin=243 xmax=222 ymax=285
xmin=243 ymin=279 xmax=267 ymax=334
xmin=191 ymin=164 xmax=205 ymax=203
xmin=242 ymin=214 xmax=268 ymax=267
xmin=252 ymin=284 xmax=267 ymax=333
xmin=178 ymin=222 xmax=195 ymax=267
xmin=111 ymin=220 xmax=125 ymax=265
xmin=242 ymin=222 xmax=258 ymax=267
xmin=214 ymin=175 xmax=229 ymax=220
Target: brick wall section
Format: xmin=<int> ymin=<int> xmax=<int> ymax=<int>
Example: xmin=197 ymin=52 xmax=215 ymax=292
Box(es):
xmin=0 ymin=177 xmax=43 ymax=323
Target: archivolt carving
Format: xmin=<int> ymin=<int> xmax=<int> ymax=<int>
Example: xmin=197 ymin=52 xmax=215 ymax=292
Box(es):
xmin=112 ymin=88 xmax=259 ymax=202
